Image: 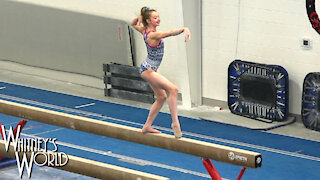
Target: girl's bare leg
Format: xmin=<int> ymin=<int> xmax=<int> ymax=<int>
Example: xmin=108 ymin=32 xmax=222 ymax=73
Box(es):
xmin=141 ymin=70 xmax=182 ymax=138
xmin=142 ymin=83 xmax=167 ymax=133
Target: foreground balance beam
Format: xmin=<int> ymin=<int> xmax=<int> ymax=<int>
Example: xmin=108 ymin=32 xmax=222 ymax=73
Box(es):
xmin=0 ymin=99 xmax=262 ymax=168
xmin=0 ymin=140 xmax=169 ymax=180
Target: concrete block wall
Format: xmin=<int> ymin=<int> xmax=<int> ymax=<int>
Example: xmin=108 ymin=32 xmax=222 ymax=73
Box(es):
xmin=202 ymin=0 xmax=239 ymax=103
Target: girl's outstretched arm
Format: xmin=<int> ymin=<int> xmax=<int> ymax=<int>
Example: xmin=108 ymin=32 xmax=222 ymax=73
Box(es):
xmin=130 ymin=16 xmax=145 ymax=34
xmin=149 ymin=27 xmax=191 ymax=42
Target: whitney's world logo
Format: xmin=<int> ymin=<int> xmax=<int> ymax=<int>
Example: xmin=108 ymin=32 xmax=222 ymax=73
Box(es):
xmin=1 ymin=125 xmax=69 ymax=178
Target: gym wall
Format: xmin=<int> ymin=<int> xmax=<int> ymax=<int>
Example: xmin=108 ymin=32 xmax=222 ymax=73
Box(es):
xmin=2 ymin=0 xmax=319 ymax=115
xmin=0 ymin=0 xmax=193 ymax=106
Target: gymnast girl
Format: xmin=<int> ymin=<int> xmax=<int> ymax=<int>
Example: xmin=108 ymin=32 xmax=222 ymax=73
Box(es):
xmin=131 ymin=6 xmax=191 ymax=138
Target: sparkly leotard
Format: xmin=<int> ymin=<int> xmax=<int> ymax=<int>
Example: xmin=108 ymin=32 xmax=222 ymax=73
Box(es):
xmin=139 ymin=30 xmax=164 ymax=74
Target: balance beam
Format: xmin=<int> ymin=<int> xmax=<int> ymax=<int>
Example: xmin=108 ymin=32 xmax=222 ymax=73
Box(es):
xmin=0 ymin=99 xmax=262 ymax=168
xmin=0 ymin=140 xmax=169 ymax=180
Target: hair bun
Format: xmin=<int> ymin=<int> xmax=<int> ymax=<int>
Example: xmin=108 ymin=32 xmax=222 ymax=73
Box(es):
xmin=140 ymin=6 xmax=155 ymax=27
xmin=141 ymin=6 xmax=147 ymax=15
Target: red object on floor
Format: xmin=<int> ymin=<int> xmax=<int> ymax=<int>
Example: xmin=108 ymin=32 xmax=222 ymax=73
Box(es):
xmin=0 ymin=119 xmax=28 ymax=162
xmin=202 ymin=158 xmax=222 ymax=180
xmin=13 ymin=120 xmax=28 ymax=135
xmin=0 ymin=121 xmax=4 ymax=140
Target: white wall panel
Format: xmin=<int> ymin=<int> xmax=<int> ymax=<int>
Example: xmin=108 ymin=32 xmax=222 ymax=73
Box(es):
xmin=202 ymin=0 xmax=320 ymax=114
xmin=202 ymin=0 xmax=239 ymax=100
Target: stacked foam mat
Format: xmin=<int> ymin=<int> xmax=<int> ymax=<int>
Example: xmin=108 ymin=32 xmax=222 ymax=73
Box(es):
xmin=103 ymin=63 xmax=155 ymax=104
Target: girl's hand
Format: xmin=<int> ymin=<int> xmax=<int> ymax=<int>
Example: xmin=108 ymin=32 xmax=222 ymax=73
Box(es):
xmin=138 ymin=15 xmax=143 ymax=23
xmin=131 ymin=16 xmax=146 ymax=34
xmin=184 ymin=28 xmax=191 ymax=42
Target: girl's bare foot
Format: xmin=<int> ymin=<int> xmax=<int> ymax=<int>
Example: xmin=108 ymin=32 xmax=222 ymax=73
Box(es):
xmin=171 ymin=123 xmax=182 ymax=138
xmin=142 ymin=126 xmax=161 ymax=134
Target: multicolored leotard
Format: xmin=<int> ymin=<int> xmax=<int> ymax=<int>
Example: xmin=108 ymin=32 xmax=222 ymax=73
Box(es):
xmin=140 ymin=30 xmax=164 ymax=74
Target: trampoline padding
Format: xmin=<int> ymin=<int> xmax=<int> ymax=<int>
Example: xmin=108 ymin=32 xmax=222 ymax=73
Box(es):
xmin=228 ymin=60 xmax=289 ymax=122
xmin=302 ymin=72 xmax=320 ymax=131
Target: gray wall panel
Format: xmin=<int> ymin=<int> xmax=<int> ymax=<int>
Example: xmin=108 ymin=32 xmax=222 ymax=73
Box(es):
xmin=0 ymin=1 xmax=132 ymax=78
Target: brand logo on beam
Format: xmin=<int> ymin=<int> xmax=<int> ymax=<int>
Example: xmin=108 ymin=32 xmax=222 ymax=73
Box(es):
xmin=228 ymin=152 xmax=248 ymax=162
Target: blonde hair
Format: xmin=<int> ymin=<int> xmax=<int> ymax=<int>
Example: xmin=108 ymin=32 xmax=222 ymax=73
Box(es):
xmin=141 ymin=6 xmax=156 ymax=27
